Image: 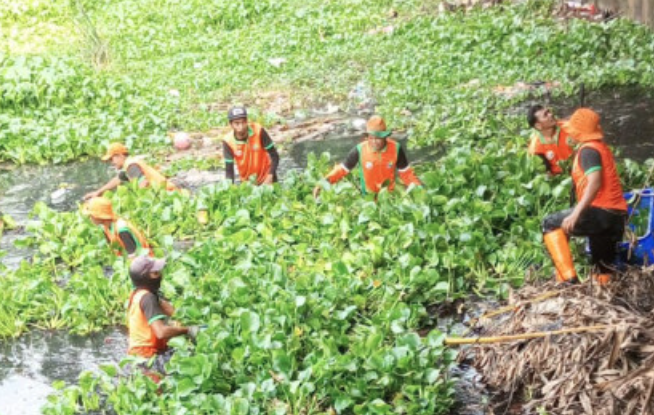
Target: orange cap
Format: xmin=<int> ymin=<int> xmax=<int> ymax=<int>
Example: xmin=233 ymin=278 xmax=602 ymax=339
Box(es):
xmin=563 ymin=108 xmax=604 ymax=142
xmin=366 ymin=116 xmax=392 ymax=138
xmin=101 ymin=143 xmax=129 ymax=161
xmin=83 ymin=197 xmax=117 ymax=221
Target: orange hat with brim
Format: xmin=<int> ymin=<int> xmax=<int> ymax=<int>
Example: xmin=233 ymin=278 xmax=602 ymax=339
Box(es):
xmin=101 ymin=143 xmax=129 ymax=161
xmin=366 ymin=115 xmax=392 ymax=138
xmin=563 ymin=108 xmax=604 ymax=142
xmin=83 ymin=197 xmax=117 ymax=220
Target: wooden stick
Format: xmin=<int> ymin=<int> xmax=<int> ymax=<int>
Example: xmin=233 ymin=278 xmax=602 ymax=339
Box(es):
xmin=446 ymin=325 xmax=612 ymax=346
xmin=461 ymin=285 xmax=584 ymax=336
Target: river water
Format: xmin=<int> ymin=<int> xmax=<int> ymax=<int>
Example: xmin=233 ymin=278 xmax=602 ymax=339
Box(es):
xmin=0 ymin=89 xmax=653 ymax=414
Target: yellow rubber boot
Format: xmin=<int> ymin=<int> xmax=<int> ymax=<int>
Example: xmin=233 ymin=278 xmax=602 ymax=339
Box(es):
xmin=544 ymin=229 xmax=577 ymax=283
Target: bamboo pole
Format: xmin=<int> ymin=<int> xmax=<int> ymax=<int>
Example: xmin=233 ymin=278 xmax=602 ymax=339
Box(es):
xmin=461 ymin=285 xmax=584 ymax=337
xmin=446 ymin=325 xmax=612 ymax=346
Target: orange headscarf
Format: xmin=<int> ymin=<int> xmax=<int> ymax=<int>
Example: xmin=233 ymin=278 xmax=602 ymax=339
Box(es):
xmin=563 ymin=108 xmax=604 ymax=142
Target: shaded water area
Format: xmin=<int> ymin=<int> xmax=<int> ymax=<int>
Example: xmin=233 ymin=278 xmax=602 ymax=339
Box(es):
xmin=0 ymin=329 xmax=126 ymax=415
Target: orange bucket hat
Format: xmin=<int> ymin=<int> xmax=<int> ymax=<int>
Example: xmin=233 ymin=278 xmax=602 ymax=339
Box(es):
xmin=83 ymin=197 xmax=117 ymax=221
xmin=563 ymin=108 xmax=604 ymax=142
xmin=101 ymin=143 xmax=129 ymax=161
xmin=366 ymin=116 xmax=392 ymax=138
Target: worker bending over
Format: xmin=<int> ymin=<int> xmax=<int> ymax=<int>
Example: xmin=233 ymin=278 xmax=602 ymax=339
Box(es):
xmin=84 ymin=197 xmax=153 ymax=257
xmin=84 ymin=143 xmax=177 ymax=200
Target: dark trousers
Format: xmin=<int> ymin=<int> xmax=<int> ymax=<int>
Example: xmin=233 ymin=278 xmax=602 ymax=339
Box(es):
xmin=543 ymin=207 xmax=626 ymax=273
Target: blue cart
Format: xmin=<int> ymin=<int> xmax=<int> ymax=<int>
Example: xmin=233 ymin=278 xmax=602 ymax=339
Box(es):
xmin=618 ymin=188 xmax=654 ymax=265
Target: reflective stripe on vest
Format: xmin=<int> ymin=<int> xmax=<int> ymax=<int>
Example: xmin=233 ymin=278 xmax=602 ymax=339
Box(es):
xmin=124 ymin=158 xmax=177 ymax=191
xmin=527 ymin=126 xmax=573 ymax=175
xmin=356 ymin=139 xmax=400 ymax=194
xmin=127 ymin=289 xmax=168 ymax=358
xmin=571 ymin=141 xmax=627 ymax=211
xmin=223 ymin=123 xmax=271 ymax=184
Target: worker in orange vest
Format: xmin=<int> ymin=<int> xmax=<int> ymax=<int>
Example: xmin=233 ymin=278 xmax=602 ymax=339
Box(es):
xmin=127 ymin=255 xmax=199 ymax=380
xmin=313 ymin=116 xmax=422 ymax=197
xmin=84 ymin=143 xmax=177 ymax=200
xmin=222 ymin=106 xmax=280 ymax=185
xmin=542 ymin=108 xmax=627 ymax=285
xmin=83 ymin=197 xmax=153 ymax=257
xmin=526 ymin=105 xmax=574 ymax=176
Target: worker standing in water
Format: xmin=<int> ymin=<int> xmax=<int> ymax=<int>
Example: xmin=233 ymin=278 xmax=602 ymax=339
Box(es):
xmin=127 ymin=255 xmax=199 ymax=381
xmin=313 ymin=115 xmax=421 ymax=197
xmin=222 ymin=106 xmax=280 ymax=185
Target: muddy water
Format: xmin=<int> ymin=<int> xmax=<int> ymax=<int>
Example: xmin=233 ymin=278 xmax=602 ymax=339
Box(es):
xmin=0 ymin=328 xmax=126 ymax=415
xmin=0 ymin=160 xmax=113 ymax=269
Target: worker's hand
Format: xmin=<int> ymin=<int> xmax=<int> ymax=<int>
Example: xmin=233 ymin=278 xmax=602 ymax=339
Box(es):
xmin=263 ymin=174 xmax=274 ymax=185
xmin=312 ymin=185 xmax=321 ymax=200
xmin=139 ymin=179 xmax=150 ymax=188
xmin=562 ymin=211 xmax=579 ymax=235
xmin=83 ymin=190 xmax=100 ymax=201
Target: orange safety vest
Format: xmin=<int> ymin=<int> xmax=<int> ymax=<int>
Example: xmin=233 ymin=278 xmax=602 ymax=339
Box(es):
xmin=571 ymin=140 xmax=627 ymax=211
xmin=101 ymin=218 xmax=153 ymax=257
xmin=127 ymin=289 xmax=168 ymax=358
xmin=223 ymin=123 xmax=272 ymax=185
xmin=357 ymin=139 xmax=402 ymax=194
xmin=528 ymin=125 xmax=573 ymax=175
xmin=123 ymin=158 xmax=178 ymax=191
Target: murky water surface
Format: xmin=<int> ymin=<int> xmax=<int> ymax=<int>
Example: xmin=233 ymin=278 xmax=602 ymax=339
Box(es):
xmin=0 ymin=329 xmax=126 ymax=415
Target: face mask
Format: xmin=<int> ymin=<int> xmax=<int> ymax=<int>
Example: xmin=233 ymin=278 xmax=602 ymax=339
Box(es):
xmin=131 ymin=273 xmax=162 ymax=293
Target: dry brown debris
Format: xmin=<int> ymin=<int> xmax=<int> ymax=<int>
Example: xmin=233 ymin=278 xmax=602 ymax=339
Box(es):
xmin=461 ymin=267 xmax=654 ymax=414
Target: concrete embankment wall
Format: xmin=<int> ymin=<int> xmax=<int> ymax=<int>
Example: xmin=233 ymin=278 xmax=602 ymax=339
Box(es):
xmin=595 ymin=0 xmax=653 ymax=28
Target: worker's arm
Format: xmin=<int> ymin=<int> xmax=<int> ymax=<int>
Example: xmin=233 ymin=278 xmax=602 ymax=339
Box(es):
xmin=396 ymin=145 xmax=422 ymax=187
xmin=313 ymin=147 xmax=359 ymax=198
xmin=328 ymin=147 xmax=359 ymax=184
xmin=141 ymin=293 xmax=189 ymax=340
xmin=562 ymin=148 xmax=602 ymax=234
xmin=159 ymin=299 xmax=175 ymax=317
xmin=150 ymin=319 xmax=189 ymax=340
xmin=261 ymin=129 xmax=279 ymax=184
xmin=84 ymin=176 xmax=121 ymax=200
xmin=223 ymin=142 xmax=236 ymax=183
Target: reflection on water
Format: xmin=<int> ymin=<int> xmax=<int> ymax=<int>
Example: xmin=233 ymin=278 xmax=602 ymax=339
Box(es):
xmin=0 ymin=329 xmax=127 ymax=415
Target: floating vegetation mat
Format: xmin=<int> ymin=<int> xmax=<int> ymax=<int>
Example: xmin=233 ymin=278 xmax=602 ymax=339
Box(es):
xmin=460 ymin=267 xmax=654 ymax=414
